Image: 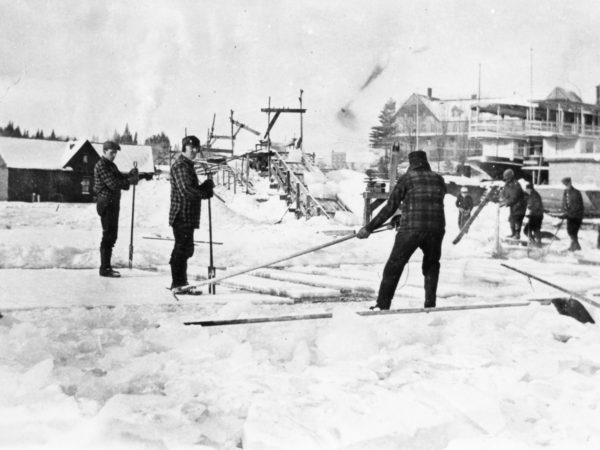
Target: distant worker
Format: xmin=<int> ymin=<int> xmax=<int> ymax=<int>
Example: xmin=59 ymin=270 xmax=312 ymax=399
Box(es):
xmin=560 ymin=177 xmax=584 ymax=251
xmin=169 ymin=135 xmax=214 ymax=292
xmin=357 ymin=150 xmax=446 ymax=310
xmin=499 ymin=169 xmax=527 ymax=240
xmin=455 ymin=186 xmax=474 ymax=231
xmin=524 ymin=183 xmax=544 ymax=246
xmin=94 ymin=141 xmax=139 ymax=277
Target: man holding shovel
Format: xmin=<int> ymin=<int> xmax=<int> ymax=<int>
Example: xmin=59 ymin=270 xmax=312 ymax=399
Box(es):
xmin=357 ymin=150 xmax=446 ymax=310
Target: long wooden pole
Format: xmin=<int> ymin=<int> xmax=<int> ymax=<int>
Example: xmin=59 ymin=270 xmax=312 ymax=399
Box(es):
xmin=501 ymin=263 xmax=600 ymax=309
xmin=128 ymin=161 xmax=138 ymax=269
xmin=184 ymin=301 xmax=531 ymax=327
xmin=176 ymin=225 xmax=393 ymax=293
xmin=142 ymin=236 xmax=223 ymax=246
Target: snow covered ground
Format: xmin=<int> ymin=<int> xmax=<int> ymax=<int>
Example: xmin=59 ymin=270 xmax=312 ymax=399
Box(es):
xmin=1 ymin=172 xmax=600 ymax=449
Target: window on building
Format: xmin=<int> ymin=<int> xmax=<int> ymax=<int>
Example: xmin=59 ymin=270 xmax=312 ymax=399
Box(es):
xmin=83 ymin=154 xmax=88 ymax=163
xmin=585 ymin=141 xmax=594 ymax=154
xmin=81 ymin=177 xmax=91 ymax=195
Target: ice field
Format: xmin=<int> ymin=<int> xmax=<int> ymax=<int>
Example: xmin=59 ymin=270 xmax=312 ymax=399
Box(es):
xmin=1 ymin=172 xmax=600 ymax=449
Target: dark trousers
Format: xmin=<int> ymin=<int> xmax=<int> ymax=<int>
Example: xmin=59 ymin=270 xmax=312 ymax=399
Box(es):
xmin=97 ymin=200 xmax=120 ymax=271
xmin=527 ymin=215 xmax=543 ymax=244
xmin=97 ymin=200 xmax=120 ymax=251
xmin=567 ymin=217 xmax=582 ymax=251
xmin=376 ymin=230 xmax=444 ymax=309
xmin=458 ymin=211 xmax=471 ymax=231
xmin=170 ymin=222 xmax=195 ymax=288
xmin=509 ymin=213 xmax=525 ymax=237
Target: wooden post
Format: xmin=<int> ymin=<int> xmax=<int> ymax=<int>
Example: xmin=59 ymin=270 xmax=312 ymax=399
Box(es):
xmin=296 ymin=183 xmax=301 ymax=216
xmin=246 ymin=156 xmax=250 ymax=194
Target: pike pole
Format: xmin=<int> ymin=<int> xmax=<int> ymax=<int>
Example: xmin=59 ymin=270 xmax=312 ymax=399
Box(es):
xmin=128 ymin=161 xmax=137 ymax=270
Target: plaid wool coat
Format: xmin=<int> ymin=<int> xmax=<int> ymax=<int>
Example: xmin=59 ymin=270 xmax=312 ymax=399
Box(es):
xmin=94 ymin=157 xmax=130 ymax=205
xmin=365 ymin=159 xmax=446 ymax=233
xmin=169 ymin=155 xmax=211 ymax=228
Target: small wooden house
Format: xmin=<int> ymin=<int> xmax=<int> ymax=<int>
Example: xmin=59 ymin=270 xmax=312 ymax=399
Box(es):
xmin=0 ymin=137 xmax=154 ymax=202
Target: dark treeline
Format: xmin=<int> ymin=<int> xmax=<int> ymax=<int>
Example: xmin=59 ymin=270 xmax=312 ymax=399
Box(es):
xmin=2 ymin=120 xmax=172 ymax=164
xmin=0 ymin=121 xmax=71 ymax=141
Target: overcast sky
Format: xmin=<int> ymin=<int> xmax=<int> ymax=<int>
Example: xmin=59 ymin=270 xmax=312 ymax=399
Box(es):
xmin=1 ymin=0 xmax=600 ymax=159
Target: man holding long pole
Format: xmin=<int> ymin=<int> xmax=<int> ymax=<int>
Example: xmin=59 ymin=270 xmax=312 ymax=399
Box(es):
xmin=169 ymin=135 xmax=214 ymax=293
xmin=357 ymin=150 xmax=446 ymax=310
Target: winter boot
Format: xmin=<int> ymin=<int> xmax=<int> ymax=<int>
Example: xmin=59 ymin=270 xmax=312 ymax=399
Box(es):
xmin=99 ymin=248 xmax=120 ymax=277
xmin=424 ymin=272 xmax=439 ymax=308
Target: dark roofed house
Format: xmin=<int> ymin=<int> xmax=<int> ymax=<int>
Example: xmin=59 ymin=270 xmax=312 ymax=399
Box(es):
xmin=0 ymin=137 xmax=154 ymax=202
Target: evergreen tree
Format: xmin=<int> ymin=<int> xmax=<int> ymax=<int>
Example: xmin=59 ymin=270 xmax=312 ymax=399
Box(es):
xmin=120 ymin=124 xmax=133 ymax=145
xmin=39 ymin=130 xmax=45 ymax=140
xmin=4 ymin=121 xmax=14 ymax=137
xmin=112 ymin=129 xmax=121 ymax=143
xmin=133 ymin=132 xmax=138 ymax=145
xmin=14 ymin=126 xmax=22 ymax=138
xmin=369 ymin=99 xmax=399 ymax=150
xmin=49 ymin=129 xmax=56 ymax=140
xmin=145 ymin=132 xmax=171 ymax=165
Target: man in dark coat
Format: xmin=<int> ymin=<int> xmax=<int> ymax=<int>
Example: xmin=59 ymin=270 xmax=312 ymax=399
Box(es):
xmin=455 ymin=186 xmax=474 ymax=231
xmin=499 ymin=169 xmax=527 ymax=239
xmin=169 ymin=135 xmax=214 ymax=291
xmin=357 ymin=150 xmax=446 ymax=309
xmin=524 ymin=183 xmax=544 ymax=246
xmin=561 ymin=177 xmax=584 ymax=251
xmin=94 ymin=141 xmax=139 ymax=277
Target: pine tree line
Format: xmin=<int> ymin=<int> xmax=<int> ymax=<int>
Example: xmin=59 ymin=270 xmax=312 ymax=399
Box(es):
xmin=0 ymin=121 xmax=66 ymax=141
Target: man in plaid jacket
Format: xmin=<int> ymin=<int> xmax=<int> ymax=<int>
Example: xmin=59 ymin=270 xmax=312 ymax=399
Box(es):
xmin=94 ymin=141 xmax=138 ymax=277
xmin=357 ymin=150 xmax=446 ymax=309
xmin=169 ymin=135 xmax=214 ymax=291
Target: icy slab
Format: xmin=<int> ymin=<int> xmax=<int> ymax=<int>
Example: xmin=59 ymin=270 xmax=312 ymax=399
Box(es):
xmin=220 ymin=274 xmax=341 ymax=300
xmin=252 ymin=268 xmax=375 ymax=294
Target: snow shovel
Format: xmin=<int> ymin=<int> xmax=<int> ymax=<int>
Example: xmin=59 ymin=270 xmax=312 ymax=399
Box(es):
xmin=501 ymin=263 xmax=596 ymax=324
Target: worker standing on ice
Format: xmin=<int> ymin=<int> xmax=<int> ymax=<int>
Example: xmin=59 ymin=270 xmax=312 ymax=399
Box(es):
xmin=499 ymin=169 xmax=527 ymax=240
xmin=524 ymin=183 xmax=544 ymax=246
xmin=94 ymin=141 xmax=139 ymax=277
xmin=169 ymin=135 xmax=214 ymax=292
xmin=357 ymin=150 xmax=446 ymax=310
xmin=455 ymin=186 xmax=473 ymax=231
xmin=560 ymin=177 xmax=584 ymax=251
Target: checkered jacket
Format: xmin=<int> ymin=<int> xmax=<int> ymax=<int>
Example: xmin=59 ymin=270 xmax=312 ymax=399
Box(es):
xmin=366 ymin=161 xmax=446 ymax=233
xmin=562 ymin=187 xmax=584 ymax=219
xmin=94 ymin=157 xmax=130 ymax=204
xmin=169 ymin=155 xmax=211 ymax=228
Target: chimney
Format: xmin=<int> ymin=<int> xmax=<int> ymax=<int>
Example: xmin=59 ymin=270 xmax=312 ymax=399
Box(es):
xmin=596 ymin=85 xmax=600 ymax=105
xmin=427 ymin=87 xmax=433 ymax=98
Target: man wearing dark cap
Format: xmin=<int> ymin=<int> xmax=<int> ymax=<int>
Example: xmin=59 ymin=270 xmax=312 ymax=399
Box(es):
xmin=499 ymin=168 xmax=527 ymax=239
xmin=561 ymin=177 xmax=584 ymax=251
xmin=94 ymin=140 xmax=139 ymax=277
xmin=357 ymin=150 xmax=446 ymax=310
xmin=169 ymin=135 xmax=214 ymax=292
xmin=524 ymin=183 xmax=544 ymax=246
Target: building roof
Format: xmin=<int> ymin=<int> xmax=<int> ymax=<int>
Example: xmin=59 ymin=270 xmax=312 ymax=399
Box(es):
xmin=0 ymin=137 xmax=74 ymax=170
xmin=90 ymin=142 xmax=154 ymax=173
xmin=0 ymin=136 xmax=155 ymax=172
xmin=546 ymin=87 xmax=582 ymax=103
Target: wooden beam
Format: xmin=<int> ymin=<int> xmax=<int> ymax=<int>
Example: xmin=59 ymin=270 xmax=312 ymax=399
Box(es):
xmin=261 ymin=108 xmax=307 ymax=113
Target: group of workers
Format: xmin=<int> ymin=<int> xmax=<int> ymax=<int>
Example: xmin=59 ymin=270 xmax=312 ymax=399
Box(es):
xmin=93 ymin=136 xmax=213 ymax=293
xmin=93 ymin=142 xmax=589 ymax=311
xmin=455 ymin=169 xmax=585 ymax=251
